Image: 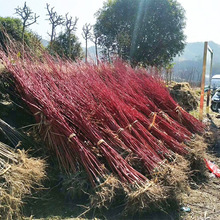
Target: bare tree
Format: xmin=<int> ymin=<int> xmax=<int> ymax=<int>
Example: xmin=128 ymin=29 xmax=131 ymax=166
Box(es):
xmin=82 ymin=23 xmax=92 ymax=62
xmin=65 ymin=13 xmax=78 ymax=57
xmin=46 ymin=3 xmax=64 ymax=44
xmin=165 ymin=63 xmax=175 ymax=85
xmin=90 ymin=27 xmax=100 ymax=64
xmin=15 ymin=2 xmax=39 ymax=44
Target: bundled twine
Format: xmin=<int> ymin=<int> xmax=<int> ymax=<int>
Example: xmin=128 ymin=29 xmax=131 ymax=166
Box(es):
xmin=97 ymin=139 xmax=106 ymax=146
xmin=148 ymin=112 xmax=157 ymax=131
xmin=68 ymin=133 xmax=76 ymax=142
xmin=175 ymin=105 xmax=183 ymax=123
xmin=116 ymin=120 xmax=139 ymax=135
xmin=125 ymin=120 xmax=138 ymax=131
xmin=158 ymin=111 xmax=171 ymax=123
xmin=117 ymin=127 xmax=124 ymax=135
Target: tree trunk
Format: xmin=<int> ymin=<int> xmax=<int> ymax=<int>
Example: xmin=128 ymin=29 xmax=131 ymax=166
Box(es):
xmin=22 ymin=24 xmax=25 ymax=58
xmin=95 ymin=41 xmax=99 ymax=65
xmin=68 ymin=31 xmax=71 ymax=57
xmin=85 ymin=38 xmax=88 ymax=63
xmin=22 ymin=25 xmax=25 ymax=45
xmin=169 ymin=70 xmax=172 ymax=84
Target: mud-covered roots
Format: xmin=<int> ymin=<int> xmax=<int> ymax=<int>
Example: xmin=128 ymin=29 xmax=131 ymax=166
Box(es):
xmin=90 ymin=175 xmax=125 ymax=209
xmin=88 ymin=156 xmax=190 ymax=216
xmin=125 ymin=181 xmax=167 ymax=213
xmin=153 ymin=155 xmax=189 ymax=190
xmin=88 ymin=176 xmax=166 ymax=215
xmin=0 ymin=149 xmax=46 ymax=220
xmin=187 ymin=135 xmax=210 ymax=183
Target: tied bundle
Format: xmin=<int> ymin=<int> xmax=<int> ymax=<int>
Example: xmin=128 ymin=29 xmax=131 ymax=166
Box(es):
xmin=0 ymin=48 xmax=204 ymax=186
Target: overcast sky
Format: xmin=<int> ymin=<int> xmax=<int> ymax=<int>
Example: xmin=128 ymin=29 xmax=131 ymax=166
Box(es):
xmin=0 ymin=0 xmax=219 ymax=47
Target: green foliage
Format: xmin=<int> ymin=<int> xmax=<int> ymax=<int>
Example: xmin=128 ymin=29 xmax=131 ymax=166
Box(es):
xmin=95 ymin=0 xmax=186 ymax=66
xmin=50 ymin=32 xmax=83 ymax=61
xmin=0 ymin=17 xmax=22 ymax=50
xmin=0 ymin=16 xmax=43 ymax=52
xmin=24 ymin=31 xmax=45 ymax=54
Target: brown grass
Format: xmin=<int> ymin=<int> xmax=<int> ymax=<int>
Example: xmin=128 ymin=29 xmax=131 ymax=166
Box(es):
xmin=0 ymin=149 xmax=46 ymax=220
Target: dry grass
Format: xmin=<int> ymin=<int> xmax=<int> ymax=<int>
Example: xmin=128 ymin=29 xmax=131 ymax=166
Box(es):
xmin=0 ymin=148 xmax=46 ymax=220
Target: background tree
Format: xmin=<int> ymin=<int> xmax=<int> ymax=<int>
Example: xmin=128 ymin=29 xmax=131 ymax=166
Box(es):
xmin=0 ymin=17 xmax=42 ymax=53
xmin=165 ymin=63 xmax=175 ymax=84
xmin=52 ymin=32 xmax=83 ymax=61
xmin=0 ymin=17 xmax=22 ymax=49
xmin=90 ymin=26 xmax=100 ymax=64
xmin=95 ymin=0 xmax=186 ymax=67
xmin=65 ymin=13 xmax=78 ymax=57
xmin=82 ymin=23 xmax=92 ymax=62
xmin=46 ymin=4 xmax=64 ymax=47
xmin=51 ymin=12 xmax=82 ymax=61
xmin=15 ymin=2 xmax=39 ymax=45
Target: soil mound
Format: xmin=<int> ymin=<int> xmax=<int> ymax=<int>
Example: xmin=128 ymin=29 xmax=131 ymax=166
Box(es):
xmin=169 ymin=82 xmax=198 ymax=112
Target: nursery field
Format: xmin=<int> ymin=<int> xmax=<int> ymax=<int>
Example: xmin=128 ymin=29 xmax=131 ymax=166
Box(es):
xmin=1 ymin=50 xmax=220 ymax=220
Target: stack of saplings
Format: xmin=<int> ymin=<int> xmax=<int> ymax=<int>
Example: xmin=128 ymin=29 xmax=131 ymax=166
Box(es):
xmin=0 ymin=47 xmax=205 ymax=214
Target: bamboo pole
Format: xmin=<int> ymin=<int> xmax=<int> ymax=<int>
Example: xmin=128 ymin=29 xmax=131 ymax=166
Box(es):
xmin=206 ymin=47 xmax=213 ymax=114
xmin=199 ymin=42 xmax=208 ymax=121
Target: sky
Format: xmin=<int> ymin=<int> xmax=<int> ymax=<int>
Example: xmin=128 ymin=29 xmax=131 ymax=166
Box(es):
xmin=0 ymin=0 xmax=220 ymax=47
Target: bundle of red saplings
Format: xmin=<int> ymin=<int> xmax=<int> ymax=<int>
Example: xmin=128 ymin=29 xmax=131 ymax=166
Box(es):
xmin=0 ymin=50 xmax=204 ymax=190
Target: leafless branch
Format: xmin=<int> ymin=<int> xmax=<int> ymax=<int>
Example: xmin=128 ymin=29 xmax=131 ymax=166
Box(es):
xmin=46 ymin=3 xmax=64 ymax=42
xmin=15 ymin=2 xmax=39 ymax=28
xmin=65 ymin=13 xmax=78 ymax=34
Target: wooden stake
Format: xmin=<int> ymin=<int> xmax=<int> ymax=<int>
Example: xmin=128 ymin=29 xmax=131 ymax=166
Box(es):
xmin=199 ymin=42 xmax=208 ymax=121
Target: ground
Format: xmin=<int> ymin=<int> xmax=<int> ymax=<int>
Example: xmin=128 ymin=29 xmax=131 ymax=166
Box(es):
xmin=180 ymin=112 xmax=220 ymax=220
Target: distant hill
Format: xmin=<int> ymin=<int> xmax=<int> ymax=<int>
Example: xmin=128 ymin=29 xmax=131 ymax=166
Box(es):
xmin=175 ymin=41 xmax=220 ymax=63
xmin=173 ymin=41 xmax=220 ymax=83
xmin=82 ymin=42 xmax=220 ymax=84
xmin=83 ymin=46 xmax=102 ymax=63
xmin=41 ymin=39 xmax=49 ymax=47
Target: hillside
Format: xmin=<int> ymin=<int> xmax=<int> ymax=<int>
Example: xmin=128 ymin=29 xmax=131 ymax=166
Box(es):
xmin=83 ymin=46 xmax=102 ymax=62
xmin=175 ymin=41 xmax=220 ymax=63
xmin=41 ymin=39 xmax=49 ymax=47
xmin=173 ymin=41 xmax=220 ymax=83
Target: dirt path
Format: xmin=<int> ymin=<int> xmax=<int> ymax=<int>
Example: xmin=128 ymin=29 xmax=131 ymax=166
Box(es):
xmin=180 ymin=113 xmax=220 ymax=220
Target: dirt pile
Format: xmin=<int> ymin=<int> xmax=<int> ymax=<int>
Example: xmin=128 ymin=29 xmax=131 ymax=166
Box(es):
xmin=169 ymin=82 xmax=198 ymax=112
